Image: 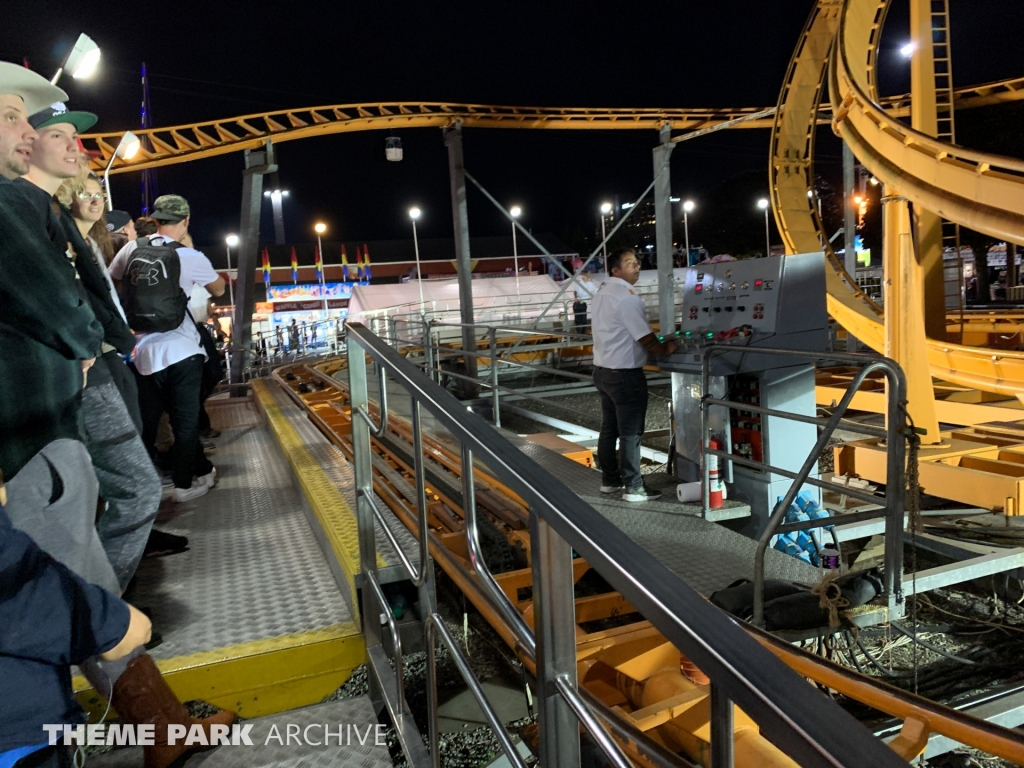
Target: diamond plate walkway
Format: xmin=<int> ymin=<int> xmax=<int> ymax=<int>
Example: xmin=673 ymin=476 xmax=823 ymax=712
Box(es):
xmin=506 ymin=434 xmax=820 ymax=595
xmin=75 ymin=397 xmax=367 ymax=721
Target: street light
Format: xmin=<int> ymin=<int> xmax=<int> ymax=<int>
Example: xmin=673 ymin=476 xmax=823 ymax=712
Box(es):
xmin=900 ymin=41 xmax=916 ymax=59
xmin=510 ymin=205 xmax=522 ymax=296
xmin=51 ymin=33 xmax=101 ymax=85
xmin=314 ymin=222 xmax=328 ymax=319
xmin=599 ymin=202 xmax=613 ymax=270
xmin=224 ymin=234 xmax=238 ymax=307
xmin=682 ymin=200 xmax=695 ymax=265
xmin=103 ymin=131 xmax=141 ymax=211
xmin=757 ymin=198 xmax=771 ymax=257
xmin=409 ymin=207 xmax=425 ymax=309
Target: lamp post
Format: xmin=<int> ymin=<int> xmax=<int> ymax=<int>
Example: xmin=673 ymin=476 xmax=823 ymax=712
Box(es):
xmin=682 ymin=200 xmax=695 ymax=266
xmin=103 ymin=131 xmax=140 ymax=211
xmin=51 ymin=33 xmax=101 ymax=85
xmin=224 ymin=234 xmax=238 ymax=308
xmin=757 ymin=198 xmax=771 ymax=257
xmin=409 ymin=207 xmax=425 ymax=309
xmin=600 ymin=202 xmax=613 ymax=272
xmin=510 ymin=205 xmax=522 ymax=296
xmin=314 ymin=222 xmax=328 ymax=320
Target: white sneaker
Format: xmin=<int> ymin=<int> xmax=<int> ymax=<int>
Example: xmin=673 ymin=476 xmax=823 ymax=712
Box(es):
xmin=199 ymin=467 xmax=218 ymax=488
xmin=172 ymin=480 xmax=209 ymax=502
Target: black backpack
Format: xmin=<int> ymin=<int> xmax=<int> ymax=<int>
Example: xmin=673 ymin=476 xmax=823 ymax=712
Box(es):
xmin=121 ymin=237 xmax=190 ymax=333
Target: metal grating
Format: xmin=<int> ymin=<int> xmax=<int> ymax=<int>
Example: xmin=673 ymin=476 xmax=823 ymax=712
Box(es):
xmin=507 ymin=435 xmax=819 ymax=595
xmin=261 ymin=382 xmax=421 ymax=569
xmin=131 ymin=411 xmax=353 ymax=661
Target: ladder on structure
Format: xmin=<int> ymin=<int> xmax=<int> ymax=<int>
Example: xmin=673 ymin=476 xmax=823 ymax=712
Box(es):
xmin=931 ymin=0 xmax=965 ymax=335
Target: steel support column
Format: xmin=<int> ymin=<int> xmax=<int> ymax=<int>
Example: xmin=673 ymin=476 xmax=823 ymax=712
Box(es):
xmin=531 ymin=514 xmax=581 ymax=766
xmin=653 ymin=123 xmax=676 ymax=334
xmin=883 ymin=190 xmax=940 ymax=443
xmin=444 ymin=121 xmax=478 ymax=397
xmin=230 ymin=142 xmax=276 ymax=390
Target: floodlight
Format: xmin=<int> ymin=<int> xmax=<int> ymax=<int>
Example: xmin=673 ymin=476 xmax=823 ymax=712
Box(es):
xmin=225 ymin=234 xmax=239 ymax=247
xmin=52 ymin=33 xmax=101 ymax=85
xmin=510 ymin=206 xmax=522 ymax=218
xmin=900 ymin=42 xmax=916 ymax=59
xmin=314 ymin=222 xmax=327 ymax=234
xmin=683 ymin=200 xmax=695 ymax=213
xmin=757 ymin=198 xmax=770 ymax=210
xmin=600 ymin=202 xmax=613 ymax=215
xmin=409 ymin=207 xmax=421 ymax=220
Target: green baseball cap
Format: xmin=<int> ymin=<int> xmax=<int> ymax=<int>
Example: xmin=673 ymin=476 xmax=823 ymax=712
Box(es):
xmin=29 ymin=102 xmax=97 ymax=133
xmin=151 ymin=194 xmax=191 ymax=222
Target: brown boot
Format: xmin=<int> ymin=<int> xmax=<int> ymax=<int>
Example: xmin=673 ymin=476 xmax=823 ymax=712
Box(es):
xmin=111 ymin=654 xmax=236 ymax=768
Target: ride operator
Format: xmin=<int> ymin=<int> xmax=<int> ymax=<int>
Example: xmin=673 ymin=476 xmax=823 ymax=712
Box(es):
xmin=591 ymin=248 xmax=677 ymax=502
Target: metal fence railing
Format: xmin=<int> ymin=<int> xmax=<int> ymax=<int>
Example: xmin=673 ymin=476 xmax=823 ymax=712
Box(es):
xmin=345 ymin=321 xmax=908 ymax=768
xmin=696 ymin=344 xmax=909 ymax=626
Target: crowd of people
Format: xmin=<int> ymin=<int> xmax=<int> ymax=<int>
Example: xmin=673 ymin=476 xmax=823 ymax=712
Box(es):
xmin=0 ymin=62 xmax=236 ymax=768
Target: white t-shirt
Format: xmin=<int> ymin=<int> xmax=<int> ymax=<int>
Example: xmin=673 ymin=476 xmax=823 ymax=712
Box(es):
xmin=590 ymin=276 xmax=651 ymax=369
xmin=110 ymin=236 xmax=219 ymax=375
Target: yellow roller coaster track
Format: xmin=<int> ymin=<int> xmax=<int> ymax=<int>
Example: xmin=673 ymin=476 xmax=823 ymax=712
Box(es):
xmin=80 ymin=15 xmax=1024 ymax=396
xmin=772 ymin=0 xmax=1024 ymax=397
xmin=83 ymin=77 xmax=1024 ymax=174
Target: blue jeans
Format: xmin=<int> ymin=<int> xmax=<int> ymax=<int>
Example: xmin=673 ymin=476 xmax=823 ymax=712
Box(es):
xmin=593 ymin=367 xmax=648 ymax=491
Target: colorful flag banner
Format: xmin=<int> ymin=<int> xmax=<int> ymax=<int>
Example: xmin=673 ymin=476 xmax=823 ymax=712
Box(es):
xmin=314 ymin=244 xmax=324 ymax=282
xmin=290 ymin=246 xmax=298 ymax=284
xmin=362 ymin=244 xmax=372 ymax=282
xmin=355 ymin=246 xmax=364 ymax=283
xmin=341 ymin=244 xmax=350 ymax=282
xmin=261 ymin=247 xmax=271 ymax=288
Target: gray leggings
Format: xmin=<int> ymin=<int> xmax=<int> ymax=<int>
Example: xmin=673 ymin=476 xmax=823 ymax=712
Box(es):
xmin=5 ymin=439 xmax=143 ymax=692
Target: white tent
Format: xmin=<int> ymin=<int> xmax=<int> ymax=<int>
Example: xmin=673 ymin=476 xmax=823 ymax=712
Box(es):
xmin=348 ymin=275 xmax=589 ymax=342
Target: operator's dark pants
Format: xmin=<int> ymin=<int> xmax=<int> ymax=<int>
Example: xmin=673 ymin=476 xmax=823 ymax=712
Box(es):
xmin=133 ymin=354 xmax=214 ymax=490
xmin=592 ymin=367 xmax=648 ymax=491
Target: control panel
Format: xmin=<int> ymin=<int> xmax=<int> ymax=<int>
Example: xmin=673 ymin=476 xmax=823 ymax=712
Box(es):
xmin=655 ymin=252 xmax=828 ymax=375
xmin=679 ymin=257 xmax=784 ymax=336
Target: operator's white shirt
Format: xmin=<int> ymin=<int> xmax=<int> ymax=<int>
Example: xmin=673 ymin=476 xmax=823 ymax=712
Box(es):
xmin=110 ymin=236 xmax=219 ymax=375
xmin=590 ymin=276 xmax=651 ymax=369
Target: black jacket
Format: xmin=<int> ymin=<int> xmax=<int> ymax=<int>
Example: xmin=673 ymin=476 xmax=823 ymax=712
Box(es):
xmin=0 ymin=177 xmax=103 ymax=479
xmin=13 ymin=179 xmax=135 ymax=356
xmin=0 ymin=503 xmax=129 ymax=753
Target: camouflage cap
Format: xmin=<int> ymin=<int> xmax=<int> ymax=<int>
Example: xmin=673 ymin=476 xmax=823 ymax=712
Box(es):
xmin=150 ymin=194 xmax=190 ymax=222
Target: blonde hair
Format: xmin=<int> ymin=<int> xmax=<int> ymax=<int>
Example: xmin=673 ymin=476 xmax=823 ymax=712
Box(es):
xmin=54 ymin=156 xmax=93 ymax=207
xmin=57 ymin=171 xmax=116 ymax=264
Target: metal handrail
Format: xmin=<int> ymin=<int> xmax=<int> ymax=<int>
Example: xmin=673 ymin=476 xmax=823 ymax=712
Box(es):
xmin=697 ymin=344 xmax=908 ymax=626
xmin=346 ymin=321 xmax=908 ymax=768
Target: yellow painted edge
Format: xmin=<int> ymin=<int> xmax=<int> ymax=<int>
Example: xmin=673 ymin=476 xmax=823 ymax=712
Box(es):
xmin=74 ymin=622 xmax=365 ymax=720
xmin=252 ymin=379 xmax=387 ymax=617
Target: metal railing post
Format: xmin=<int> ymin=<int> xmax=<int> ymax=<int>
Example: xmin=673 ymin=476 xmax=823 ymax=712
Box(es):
xmin=710 ymin=683 xmax=735 ymax=768
xmin=883 ymin=366 xmax=908 ymax=614
xmin=489 ymin=326 xmax=500 ymax=427
xmin=531 ymin=513 xmax=581 ymax=767
xmin=345 ymin=341 xmax=382 ymax=696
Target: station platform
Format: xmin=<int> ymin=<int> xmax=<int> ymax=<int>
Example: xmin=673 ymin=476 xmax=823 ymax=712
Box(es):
xmin=74 ymin=395 xmax=366 ymax=721
xmin=505 ymin=433 xmax=820 ymax=595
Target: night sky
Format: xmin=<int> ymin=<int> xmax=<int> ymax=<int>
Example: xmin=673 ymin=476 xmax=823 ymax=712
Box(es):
xmin=4 ymin=1 xmax=1024 ymax=254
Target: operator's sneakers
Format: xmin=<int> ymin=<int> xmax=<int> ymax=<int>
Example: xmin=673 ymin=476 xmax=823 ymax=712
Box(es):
xmin=622 ymin=485 xmax=662 ymax=502
xmin=600 ymin=483 xmax=624 ymax=494
xmin=199 ymin=467 xmax=218 ymax=489
xmin=172 ymin=479 xmax=209 ymax=503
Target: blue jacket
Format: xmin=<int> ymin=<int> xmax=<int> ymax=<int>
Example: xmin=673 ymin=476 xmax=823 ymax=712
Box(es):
xmin=0 ymin=504 xmax=129 ymax=754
